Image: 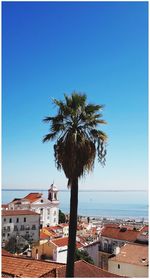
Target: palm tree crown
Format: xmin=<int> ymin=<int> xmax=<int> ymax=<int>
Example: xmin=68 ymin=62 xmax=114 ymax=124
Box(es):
xmin=43 ymin=92 xmax=107 ymax=187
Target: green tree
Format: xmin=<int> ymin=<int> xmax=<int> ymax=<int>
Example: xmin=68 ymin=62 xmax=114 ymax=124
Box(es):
xmin=59 ymin=209 xmax=66 ymax=223
xmin=5 ymin=237 xmax=17 ymax=254
xmin=43 ymin=92 xmax=107 ymax=277
xmin=75 ymin=249 xmax=94 ymax=264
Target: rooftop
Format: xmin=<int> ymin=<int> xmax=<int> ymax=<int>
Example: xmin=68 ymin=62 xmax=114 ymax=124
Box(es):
xmin=2 ymin=255 xmax=63 ymax=278
xmin=2 ymin=256 xmax=124 ymax=278
xmin=48 ymin=225 xmax=63 ymax=231
xmin=109 ymin=243 xmax=148 ymax=266
xmin=2 ymin=249 xmax=13 ymax=257
xmin=51 ymin=237 xmax=83 ymax=248
xmin=2 ymin=210 xmax=40 ymax=216
xmin=101 ymin=226 xmax=139 ymax=242
xmin=59 ymin=223 xmax=69 ymax=227
xmin=23 ymin=193 xmax=42 ymax=203
xmin=44 ymin=260 xmax=124 ymax=278
xmin=40 ymin=231 xmax=50 ymax=240
xmin=2 ymin=204 xmax=8 ymax=209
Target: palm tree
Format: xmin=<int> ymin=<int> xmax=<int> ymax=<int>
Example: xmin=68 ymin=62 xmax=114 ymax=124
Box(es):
xmin=43 ymin=92 xmax=107 ymax=277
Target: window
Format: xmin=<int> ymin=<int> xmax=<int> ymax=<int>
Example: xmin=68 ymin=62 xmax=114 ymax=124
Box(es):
xmin=16 ymin=218 xmax=19 ymax=223
xmin=20 ymin=225 xmax=24 ymax=231
xmin=25 ymin=225 xmax=30 ymax=230
xmin=7 ymin=233 xmax=10 ymax=237
xmin=40 ymin=208 xmax=43 ymax=213
xmin=47 ymin=209 xmax=50 ymax=215
xmin=32 ymin=225 xmax=36 ymax=230
xmin=54 ymin=193 xmax=57 ymax=200
xmin=118 ymin=264 xmax=120 ymax=269
xmin=54 ymin=211 xmax=56 ymax=216
xmin=41 ymin=199 xmax=43 ymax=203
xmin=54 ymin=218 xmax=56 ymax=223
xmin=4 ymin=218 xmax=6 ymax=222
xmin=7 ymin=226 xmax=10 ymax=232
xmin=2 ymin=233 xmax=5 ymax=237
xmin=9 ymin=218 xmax=12 ymax=223
xmin=14 ymin=225 xmax=18 ymax=231
xmin=104 ymin=242 xmax=108 ymax=251
xmin=24 ymin=217 xmax=26 ymax=222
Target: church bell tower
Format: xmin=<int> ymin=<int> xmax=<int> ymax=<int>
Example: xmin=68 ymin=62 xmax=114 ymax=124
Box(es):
xmin=48 ymin=182 xmax=59 ymax=203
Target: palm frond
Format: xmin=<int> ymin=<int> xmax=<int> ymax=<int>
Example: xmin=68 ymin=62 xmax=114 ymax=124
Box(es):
xmin=43 ymin=132 xmax=58 ymax=143
xmin=43 ymin=92 xmax=108 ymax=185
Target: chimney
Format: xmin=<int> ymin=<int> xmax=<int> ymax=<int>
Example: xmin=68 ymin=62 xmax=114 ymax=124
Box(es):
xmin=113 ymin=246 xmax=120 ymax=255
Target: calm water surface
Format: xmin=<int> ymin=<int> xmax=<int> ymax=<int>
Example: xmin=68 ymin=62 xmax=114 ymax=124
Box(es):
xmin=2 ymin=189 xmax=148 ymax=220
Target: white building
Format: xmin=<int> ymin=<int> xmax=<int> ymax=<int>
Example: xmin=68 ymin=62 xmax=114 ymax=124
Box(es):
xmin=84 ymin=241 xmax=100 ymax=266
xmin=8 ymin=183 xmax=59 ymax=228
xmin=2 ymin=210 xmax=40 ymax=244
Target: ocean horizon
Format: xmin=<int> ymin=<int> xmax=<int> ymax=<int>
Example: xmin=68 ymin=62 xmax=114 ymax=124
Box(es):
xmin=2 ymin=189 xmax=148 ymax=221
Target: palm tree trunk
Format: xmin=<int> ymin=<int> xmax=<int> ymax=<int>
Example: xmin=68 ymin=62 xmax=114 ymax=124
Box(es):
xmin=66 ymin=177 xmax=78 ymax=277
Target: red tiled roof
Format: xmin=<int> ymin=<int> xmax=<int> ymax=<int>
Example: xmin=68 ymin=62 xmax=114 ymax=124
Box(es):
xmin=42 ymin=227 xmax=60 ymax=237
xmin=2 ymin=255 xmax=63 ymax=278
xmin=44 ymin=260 xmax=123 ymax=278
xmin=2 ymin=249 xmax=13 ymax=256
xmin=2 ymin=204 xmax=8 ymax=209
xmin=23 ymin=193 xmax=42 ymax=203
xmin=40 ymin=232 xmax=50 ymax=240
xmin=59 ymin=223 xmax=69 ymax=227
xmin=104 ymin=223 xmax=120 ymax=228
xmin=109 ymin=243 xmax=148 ymax=266
xmin=2 ymin=210 xmax=40 ymax=216
xmin=101 ymin=227 xmax=139 ymax=242
xmin=51 ymin=237 xmax=83 ymax=248
xmin=49 ymin=225 xmax=63 ymax=231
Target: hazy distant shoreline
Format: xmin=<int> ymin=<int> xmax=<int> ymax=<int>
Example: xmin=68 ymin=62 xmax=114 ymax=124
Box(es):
xmin=1 ymin=189 xmax=147 ymax=192
xmin=2 ymin=189 xmax=148 ymax=221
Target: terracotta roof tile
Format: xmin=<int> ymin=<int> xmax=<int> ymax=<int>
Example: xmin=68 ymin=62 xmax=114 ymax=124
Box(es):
xmin=2 ymin=255 xmax=63 ymax=278
xmin=109 ymin=243 xmax=148 ymax=266
xmin=2 ymin=210 xmax=40 ymax=216
xmin=2 ymin=204 xmax=8 ymax=209
xmin=59 ymin=223 xmax=69 ymax=227
xmin=52 ymin=260 xmax=123 ymax=277
xmin=23 ymin=193 xmax=42 ymax=203
xmin=40 ymin=231 xmax=50 ymax=240
xmin=42 ymin=227 xmax=59 ymax=237
xmin=2 ymin=250 xmax=13 ymax=256
xmin=48 ymin=225 xmax=63 ymax=231
xmin=104 ymin=223 xmax=120 ymax=228
xmin=51 ymin=237 xmax=83 ymax=248
xmin=101 ymin=227 xmax=139 ymax=242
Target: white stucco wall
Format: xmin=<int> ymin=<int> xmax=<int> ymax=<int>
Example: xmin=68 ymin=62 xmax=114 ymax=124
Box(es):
xmin=108 ymin=260 xmax=148 ymax=278
xmin=2 ymin=214 xmax=40 ymax=243
xmin=84 ymin=242 xmax=99 ymax=266
xmin=56 ymin=245 xmax=68 ymax=263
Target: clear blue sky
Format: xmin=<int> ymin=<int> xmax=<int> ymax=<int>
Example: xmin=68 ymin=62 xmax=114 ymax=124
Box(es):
xmin=2 ymin=1 xmax=148 ymax=190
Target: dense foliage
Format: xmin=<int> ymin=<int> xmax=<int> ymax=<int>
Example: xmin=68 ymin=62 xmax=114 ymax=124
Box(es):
xmin=75 ymin=249 xmax=94 ymax=264
xmin=59 ymin=209 xmax=66 ymax=223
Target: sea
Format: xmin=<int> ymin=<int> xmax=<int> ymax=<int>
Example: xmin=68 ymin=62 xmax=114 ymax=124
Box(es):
xmin=1 ymin=189 xmax=148 ymax=221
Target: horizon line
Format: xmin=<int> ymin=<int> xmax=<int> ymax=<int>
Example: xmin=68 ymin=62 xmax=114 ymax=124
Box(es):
xmin=2 ymin=188 xmax=148 ymax=192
